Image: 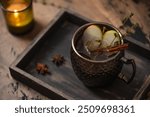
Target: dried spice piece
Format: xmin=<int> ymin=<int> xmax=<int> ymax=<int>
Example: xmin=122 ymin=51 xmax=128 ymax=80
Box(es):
xmin=51 ymin=54 xmax=65 ymax=66
xmin=120 ymin=13 xmax=140 ymax=36
xmin=120 ymin=13 xmax=150 ymax=45
xmin=122 ymin=12 xmax=134 ymax=26
xmin=36 ymin=63 xmax=51 ymax=75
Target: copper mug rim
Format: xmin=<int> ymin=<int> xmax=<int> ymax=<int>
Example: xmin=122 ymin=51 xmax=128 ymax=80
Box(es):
xmin=0 ymin=0 xmax=32 ymax=13
xmin=71 ymin=22 xmax=124 ymax=63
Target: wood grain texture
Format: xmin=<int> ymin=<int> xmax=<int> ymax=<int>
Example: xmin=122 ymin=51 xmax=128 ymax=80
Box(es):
xmin=0 ymin=2 xmax=60 ymax=99
xmin=34 ymin=0 xmax=150 ymax=38
xmin=133 ymin=75 xmax=150 ymax=99
xmin=0 ymin=0 xmax=150 ymax=99
xmin=10 ymin=10 xmax=150 ymax=100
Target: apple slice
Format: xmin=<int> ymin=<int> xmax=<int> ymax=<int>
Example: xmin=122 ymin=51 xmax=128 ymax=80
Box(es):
xmin=82 ymin=25 xmax=103 ymax=52
xmin=102 ymin=30 xmax=121 ymax=48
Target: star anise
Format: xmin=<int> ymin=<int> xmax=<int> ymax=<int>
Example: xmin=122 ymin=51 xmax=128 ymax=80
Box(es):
xmin=51 ymin=54 xmax=65 ymax=66
xmin=36 ymin=63 xmax=51 ymax=75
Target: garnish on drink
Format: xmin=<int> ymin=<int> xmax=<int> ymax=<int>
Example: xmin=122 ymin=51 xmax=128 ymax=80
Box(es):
xmin=77 ymin=24 xmax=128 ymax=60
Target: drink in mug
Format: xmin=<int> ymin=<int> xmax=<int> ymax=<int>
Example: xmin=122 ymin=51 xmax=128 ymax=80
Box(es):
xmin=70 ymin=23 xmax=136 ymax=87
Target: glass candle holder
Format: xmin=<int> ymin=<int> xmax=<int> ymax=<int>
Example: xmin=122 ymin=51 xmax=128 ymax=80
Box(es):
xmin=0 ymin=0 xmax=34 ymax=35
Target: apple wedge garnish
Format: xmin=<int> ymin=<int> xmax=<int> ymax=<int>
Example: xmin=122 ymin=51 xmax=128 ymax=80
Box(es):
xmin=82 ymin=25 xmax=103 ymax=52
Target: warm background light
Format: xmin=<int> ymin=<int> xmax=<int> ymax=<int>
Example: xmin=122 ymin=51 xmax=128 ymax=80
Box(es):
xmin=1 ymin=0 xmax=34 ymax=34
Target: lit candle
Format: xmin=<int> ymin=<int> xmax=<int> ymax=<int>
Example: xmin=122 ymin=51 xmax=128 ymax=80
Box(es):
xmin=1 ymin=0 xmax=34 ymax=34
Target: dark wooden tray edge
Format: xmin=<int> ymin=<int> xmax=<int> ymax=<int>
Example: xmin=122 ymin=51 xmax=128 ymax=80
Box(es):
xmin=125 ymin=36 xmax=150 ymax=59
xmin=9 ymin=66 xmax=70 ymax=99
xmin=9 ymin=10 xmax=68 ymax=99
xmin=9 ymin=9 xmax=92 ymax=100
xmin=10 ymin=10 xmax=66 ymax=68
xmin=133 ymin=75 xmax=150 ymax=100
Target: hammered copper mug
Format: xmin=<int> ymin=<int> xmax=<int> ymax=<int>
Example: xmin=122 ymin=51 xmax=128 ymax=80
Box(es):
xmin=70 ymin=22 xmax=136 ymax=87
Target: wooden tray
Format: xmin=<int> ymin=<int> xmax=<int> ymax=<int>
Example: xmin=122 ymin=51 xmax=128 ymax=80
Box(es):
xmin=9 ymin=10 xmax=150 ymax=100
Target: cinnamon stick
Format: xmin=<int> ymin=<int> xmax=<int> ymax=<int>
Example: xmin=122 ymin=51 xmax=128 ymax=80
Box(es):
xmin=92 ymin=43 xmax=129 ymax=53
xmin=106 ymin=43 xmax=129 ymax=52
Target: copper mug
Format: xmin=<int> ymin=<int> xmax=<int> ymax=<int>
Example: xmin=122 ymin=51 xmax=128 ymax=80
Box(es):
xmin=70 ymin=22 xmax=136 ymax=87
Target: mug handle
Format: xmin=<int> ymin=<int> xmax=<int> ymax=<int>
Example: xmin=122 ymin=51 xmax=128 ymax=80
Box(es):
xmin=118 ymin=57 xmax=136 ymax=84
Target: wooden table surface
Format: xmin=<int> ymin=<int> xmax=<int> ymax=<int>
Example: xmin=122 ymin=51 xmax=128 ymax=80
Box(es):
xmin=0 ymin=0 xmax=150 ymax=99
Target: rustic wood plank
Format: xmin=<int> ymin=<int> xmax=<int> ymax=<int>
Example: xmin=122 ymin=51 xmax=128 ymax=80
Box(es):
xmin=34 ymin=0 xmax=150 ymax=38
xmin=0 ymin=2 xmax=60 ymax=99
xmin=133 ymin=75 xmax=150 ymax=99
xmin=0 ymin=0 xmax=150 ymax=99
xmin=9 ymin=10 xmax=150 ymax=100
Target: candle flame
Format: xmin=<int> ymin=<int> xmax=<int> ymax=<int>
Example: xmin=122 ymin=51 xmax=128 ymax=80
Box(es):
xmin=14 ymin=9 xmax=18 ymax=12
xmin=14 ymin=12 xmax=19 ymax=18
